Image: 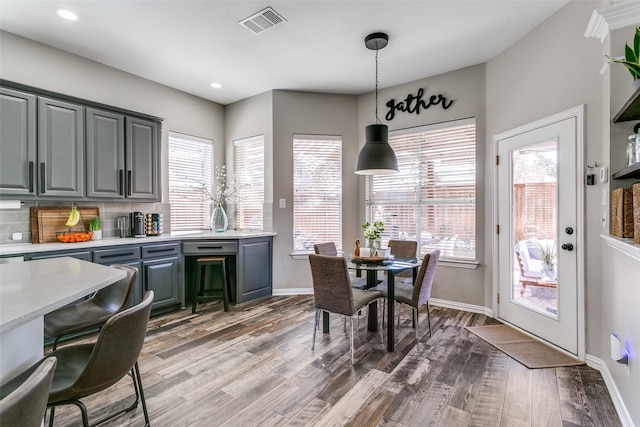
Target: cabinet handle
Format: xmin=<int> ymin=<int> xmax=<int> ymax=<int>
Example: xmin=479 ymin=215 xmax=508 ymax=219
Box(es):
xmin=28 ymin=161 xmax=34 ymax=193
xmin=40 ymin=163 xmax=46 ymax=193
xmin=198 ymin=246 xmax=224 ymax=249
xmin=147 ymin=248 xmax=175 ymax=254
xmin=119 ymin=169 xmax=124 ymax=195
xmin=127 ymin=170 xmax=132 ymax=196
xmin=100 ymin=252 xmax=136 ymax=259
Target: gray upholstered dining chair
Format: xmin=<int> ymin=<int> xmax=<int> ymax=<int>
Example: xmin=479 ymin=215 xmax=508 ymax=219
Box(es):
xmin=375 ymin=250 xmax=440 ymax=340
xmin=313 ymin=242 xmax=367 ymax=290
xmin=3 ymin=291 xmax=154 ymax=427
xmin=388 ymin=239 xmax=418 ymax=282
xmin=0 ymin=357 xmax=57 ymax=427
xmin=44 ymin=264 xmax=137 ymax=350
xmin=309 ymin=254 xmax=384 ymax=364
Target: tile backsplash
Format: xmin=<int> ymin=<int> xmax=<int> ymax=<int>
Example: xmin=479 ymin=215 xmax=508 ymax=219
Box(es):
xmin=0 ymin=200 xmax=171 ymax=244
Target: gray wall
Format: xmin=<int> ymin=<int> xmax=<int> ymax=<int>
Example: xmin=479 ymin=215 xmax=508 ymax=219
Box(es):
xmin=270 ymin=90 xmax=359 ymax=291
xmin=357 ymin=64 xmax=487 ymax=307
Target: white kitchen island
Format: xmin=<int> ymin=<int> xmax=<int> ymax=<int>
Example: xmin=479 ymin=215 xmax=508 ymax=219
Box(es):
xmin=0 ymin=257 xmax=126 ymax=384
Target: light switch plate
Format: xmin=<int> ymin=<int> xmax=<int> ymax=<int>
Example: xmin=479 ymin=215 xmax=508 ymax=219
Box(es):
xmin=279 ymin=198 xmax=286 ymax=208
xmin=599 ymin=167 xmax=608 ymax=183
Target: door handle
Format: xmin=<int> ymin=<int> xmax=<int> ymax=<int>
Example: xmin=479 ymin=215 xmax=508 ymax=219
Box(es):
xmin=561 ymin=243 xmax=574 ymax=251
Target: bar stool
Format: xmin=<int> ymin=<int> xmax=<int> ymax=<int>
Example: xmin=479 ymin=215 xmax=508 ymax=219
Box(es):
xmin=192 ymin=256 xmax=230 ymax=313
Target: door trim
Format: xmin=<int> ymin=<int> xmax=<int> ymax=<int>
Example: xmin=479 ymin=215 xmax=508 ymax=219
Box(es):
xmin=492 ymin=105 xmax=585 ymax=360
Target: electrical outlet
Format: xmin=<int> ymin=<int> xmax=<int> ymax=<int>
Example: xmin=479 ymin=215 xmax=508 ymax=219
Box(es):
xmin=279 ymin=198 xmax=286 ymax=208
xmin=602 ymin=211 xmax=607 ymax=228
xmin=602 ymin=189 xmax=607 ymax=206
xmin=11 ymin=232 xmax=22 ymax=241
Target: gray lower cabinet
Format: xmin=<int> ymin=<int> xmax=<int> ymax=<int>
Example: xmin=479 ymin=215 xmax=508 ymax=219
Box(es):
xmin=37 ymin=97 xmax=84 ymax=198
xmin=93 ymin=246 xmax=142 ymax=306
xmin=141 ymin=242 xmax=181 ymax=311
xmin=0 ymin=87 xmax=36 ymax=197
xmin=26 ymin=250 xmax=92 ymax=262
xmin=182 ymin=236 xmax=272 ymax=305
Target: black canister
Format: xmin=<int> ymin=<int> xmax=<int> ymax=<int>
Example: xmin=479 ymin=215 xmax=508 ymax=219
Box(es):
xmin=130 ymin=212 xmax=145 ymax=237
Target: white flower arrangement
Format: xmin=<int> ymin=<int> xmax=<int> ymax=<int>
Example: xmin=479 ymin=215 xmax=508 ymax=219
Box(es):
xmin=363 ymin=220 xmax=384 ymax=241
xmin=199 ymin=165 xmax=248 ymax=206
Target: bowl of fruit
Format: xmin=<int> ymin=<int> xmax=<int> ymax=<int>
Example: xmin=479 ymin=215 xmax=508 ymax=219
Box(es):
xmin=56 ymin=203 xmax=92 ymax=243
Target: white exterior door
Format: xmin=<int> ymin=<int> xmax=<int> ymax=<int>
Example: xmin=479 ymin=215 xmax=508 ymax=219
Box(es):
xmin=495 ymin=107 xmax=583 ymax=356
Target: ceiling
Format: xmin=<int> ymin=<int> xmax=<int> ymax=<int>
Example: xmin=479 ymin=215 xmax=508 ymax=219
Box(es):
xmin=0 ymin=0 xmax=571 ymax=105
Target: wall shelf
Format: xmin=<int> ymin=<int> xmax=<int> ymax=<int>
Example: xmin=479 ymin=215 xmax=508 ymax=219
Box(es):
xmin=613 ymin=83 xmax=640 ymax=123
xmin=612 ymin=162 xmax=640 ymax=179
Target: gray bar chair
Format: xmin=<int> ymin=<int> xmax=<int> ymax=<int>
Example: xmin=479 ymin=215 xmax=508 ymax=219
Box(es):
xmin=0 ymin=357 xmax=57 ymax=427
xmin=44 ymin=264 xmax=137 ymax=349
xmin=309 ymin=254 xmax=384 ymax=364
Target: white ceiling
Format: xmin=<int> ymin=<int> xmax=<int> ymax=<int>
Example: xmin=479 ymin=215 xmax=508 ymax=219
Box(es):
xmin=0 ymin=0 xmax=571 ymax=105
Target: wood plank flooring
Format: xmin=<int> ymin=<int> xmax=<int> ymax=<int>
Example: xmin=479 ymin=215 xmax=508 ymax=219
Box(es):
xmin=46 ymin=296 xmax=621 ymax=427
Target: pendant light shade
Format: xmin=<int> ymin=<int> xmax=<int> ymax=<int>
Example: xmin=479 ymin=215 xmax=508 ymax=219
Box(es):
xmin=355 ymin=124 xmax=398 ymax=175
xmin=356 ymin=32 xmax=398 ymax=175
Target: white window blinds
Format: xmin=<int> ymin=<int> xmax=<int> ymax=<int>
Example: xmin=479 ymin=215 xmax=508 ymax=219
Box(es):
xmin=293 ymin=135 xmax=342 ymax=251
xmin=234 ymin=135 xmax=264 ymax=230
xmin=168 ymin=133 xmax=213 ymax=231
xmin=365 ymin=118 xmax=476 ymax=260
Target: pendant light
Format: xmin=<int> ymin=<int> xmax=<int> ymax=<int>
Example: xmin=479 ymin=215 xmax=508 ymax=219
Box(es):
xmin=355 ymin=32 xmax=398 ymax=175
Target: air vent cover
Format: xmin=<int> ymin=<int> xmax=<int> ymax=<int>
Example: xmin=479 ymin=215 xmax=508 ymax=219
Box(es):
xmin=239 ymin=7 xmax=286 ymax=34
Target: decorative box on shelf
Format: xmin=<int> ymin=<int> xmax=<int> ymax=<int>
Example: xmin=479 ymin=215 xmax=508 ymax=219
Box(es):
xmin=634 ymin=183 xmax=640 ymax=244
xmin=612 ymin=188 xmax=634 ymax=238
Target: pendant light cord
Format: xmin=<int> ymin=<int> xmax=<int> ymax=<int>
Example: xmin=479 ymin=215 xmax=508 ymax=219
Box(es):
xmin=375 ymin=45 xmax=380 ymax=124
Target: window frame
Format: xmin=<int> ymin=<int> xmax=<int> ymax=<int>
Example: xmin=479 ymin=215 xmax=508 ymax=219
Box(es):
xmin=365 ymin=118 xmax=477 ymax=265
xmin=292 ymin=134 xmax=343 ymax=254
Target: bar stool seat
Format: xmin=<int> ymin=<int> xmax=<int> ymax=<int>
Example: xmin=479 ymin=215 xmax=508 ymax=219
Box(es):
xmin=192 ymin=256 xmax=229 ymax=313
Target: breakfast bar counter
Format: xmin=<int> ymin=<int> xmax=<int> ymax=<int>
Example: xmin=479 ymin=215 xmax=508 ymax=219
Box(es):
xmin=0 ymin=257 xmax=125 ymax=383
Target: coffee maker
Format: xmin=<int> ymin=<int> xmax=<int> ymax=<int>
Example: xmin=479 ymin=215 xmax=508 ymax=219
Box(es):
xmin=130 ymin=212 xmax=145 ymax=238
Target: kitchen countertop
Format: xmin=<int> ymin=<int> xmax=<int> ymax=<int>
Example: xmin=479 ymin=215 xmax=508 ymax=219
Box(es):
xmin=0 ymin=230 xmax=276 ymax=257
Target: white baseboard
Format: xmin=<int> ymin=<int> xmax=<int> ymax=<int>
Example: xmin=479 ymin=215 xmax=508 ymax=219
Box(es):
xmin=272 ymin=288 xmax=313 ymax=296
xmin=429 ymin=298 xmax=494 ymax=317
xmin=586 ymin=354 xmax=635 ymax=427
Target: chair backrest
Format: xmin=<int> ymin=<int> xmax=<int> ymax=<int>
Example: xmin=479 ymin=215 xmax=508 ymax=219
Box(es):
xmin=93 ymin=264 xmax=137 ymax=312
xmin=313 ymin=242 xmax=338 ymax=256
xmin=309 ymin=254 xmax=354 ymax=316
xmin=63 ymin=291 xmax=153 ymax=398
xmin=0 ymin=357 xmax=57 ymax=427
xmin=411 ymin=250 xmax=440 ymax=307
xmin=388 ymin=240 xmax=417 ymax=259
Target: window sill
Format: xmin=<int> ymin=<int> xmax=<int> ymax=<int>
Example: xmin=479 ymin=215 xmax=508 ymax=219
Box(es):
xmin=291 ymin=251 xmax=313 ymax=260
xmin=438 ymin=259 xmax=480 ymax=269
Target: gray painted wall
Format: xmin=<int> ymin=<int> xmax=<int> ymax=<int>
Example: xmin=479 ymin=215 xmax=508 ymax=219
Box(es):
xmin=357 ymin=64 xmax=487 ymax=307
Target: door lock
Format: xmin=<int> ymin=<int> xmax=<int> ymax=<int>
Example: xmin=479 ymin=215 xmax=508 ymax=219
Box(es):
xmin=561 ymin=243 xmax=574 ymax=251
xmin=565 ymin=227 xmax=573 ymax=235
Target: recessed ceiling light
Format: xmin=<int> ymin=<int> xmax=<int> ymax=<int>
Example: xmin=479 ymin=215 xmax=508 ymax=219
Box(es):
xmin=56 ymin=9 xmax=78 ymax=21
xmin=210 ymin=82 xmax=222 ymax=89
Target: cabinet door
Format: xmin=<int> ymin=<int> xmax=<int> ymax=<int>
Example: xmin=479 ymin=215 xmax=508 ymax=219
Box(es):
xmin=126 ymin=117 xmax=159 ymax=200
xmin=0 ymin=87 xmax=36 ymax=197
xmin=37 ymin=97 xmax=84 ymax=197
xmin=237 ymin=237 xmax=272 ymax=304
xmin=143 ymin=256 xmax=179 ymax=310
xmin=86 ymin=108 xmax=125 ymax=198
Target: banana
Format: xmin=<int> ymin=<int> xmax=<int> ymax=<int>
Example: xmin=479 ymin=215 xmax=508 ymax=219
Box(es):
xmin=65 ymin=205 xmax=80 ymax=227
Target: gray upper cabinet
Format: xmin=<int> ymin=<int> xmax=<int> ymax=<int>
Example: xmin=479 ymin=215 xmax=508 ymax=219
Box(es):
xmin=86 ymin=108 xmax=125 ymax=198
xmin=37 ymin=97 xmax=84 ymax=198
xmin=0 ymin=87 xmax=37 ymax=197
xmin=126 ymin=117 xmax=159 ymax=200
xmin=0 ymin=82 xmax=162 ymax=202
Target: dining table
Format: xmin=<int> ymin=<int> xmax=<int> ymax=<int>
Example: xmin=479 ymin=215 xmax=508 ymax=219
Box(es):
xmin=321 ymin=255 xmax=420 ymax=352
xmin=0 ymin=257 xmax=126 ymax=384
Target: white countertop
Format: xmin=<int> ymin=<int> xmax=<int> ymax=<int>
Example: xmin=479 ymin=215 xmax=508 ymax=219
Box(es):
xmin=0 ymin=230 xmax=276 ymax=256
xmin=0 ymin=257 xmax=126 ymax=334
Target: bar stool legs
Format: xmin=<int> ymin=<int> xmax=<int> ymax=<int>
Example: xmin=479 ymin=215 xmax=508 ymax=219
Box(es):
xmin=192 ymin=257 xmax=229 ymax=314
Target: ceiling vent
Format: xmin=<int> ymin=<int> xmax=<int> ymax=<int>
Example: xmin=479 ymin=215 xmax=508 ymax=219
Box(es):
xmin=239 ymin=7 xmax=286 ymax=35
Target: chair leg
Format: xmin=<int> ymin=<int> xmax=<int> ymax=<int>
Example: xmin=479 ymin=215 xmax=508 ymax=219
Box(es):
xmin=52 ymin=337 xmax=60 ymax=351
xmin=377 ymin=302 xmax=383 ymax=344
xmin=397 ymin=305 xmax=401 ymax=330
xmin=350 ymin=317 xmax=355 ymax=365
xmin=133 ymin=362 xmax=151 ymax=427
xmin=312 ymin=309 xmax=319 ymax=350
xmin=192 ymin=263 xmax=203 ymax=314
xmin=427 ymin=302 xmax=432 ymax=336
xmin=219 ymin=261 xmax=229 ymax=312
xmin=413 ymin=308 xmax=419 ymax=341
xmin=381 ymin=299 xmax=386 ymax=327
xmin=48 ymin=407 xmax=55 ymax=427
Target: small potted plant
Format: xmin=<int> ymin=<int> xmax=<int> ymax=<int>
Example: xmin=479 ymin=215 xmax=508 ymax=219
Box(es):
xmin=540 ymin=243 xmax=556 ymax=280
xmin=89 ymin=216 xmax=102 ymax=240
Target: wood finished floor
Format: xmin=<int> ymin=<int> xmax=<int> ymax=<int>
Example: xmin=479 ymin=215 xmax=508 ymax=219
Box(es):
xmin=47 ymin=296 xmax=621 ymax=427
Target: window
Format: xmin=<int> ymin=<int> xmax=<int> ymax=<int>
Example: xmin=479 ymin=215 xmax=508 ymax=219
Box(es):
xmin=234 ymin=135 xmax=264 ymax=230
xmin=293 ymin=135 xmax=342 ymax=251
xmin=168 ymin=132 xmax=213 ymax=231
xmin=365 ymin=118 xmax=476 ymax=260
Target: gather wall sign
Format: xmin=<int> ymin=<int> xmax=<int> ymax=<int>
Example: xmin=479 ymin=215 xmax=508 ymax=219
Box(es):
xmin=385 ymin=87 xmax=454 ymax=121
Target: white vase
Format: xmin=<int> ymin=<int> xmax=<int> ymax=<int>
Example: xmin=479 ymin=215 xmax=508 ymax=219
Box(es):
xmin=91 ymin=230 xmax=102 ymax=240
xmin=210 ymin=204 xmax=228 ymax=232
